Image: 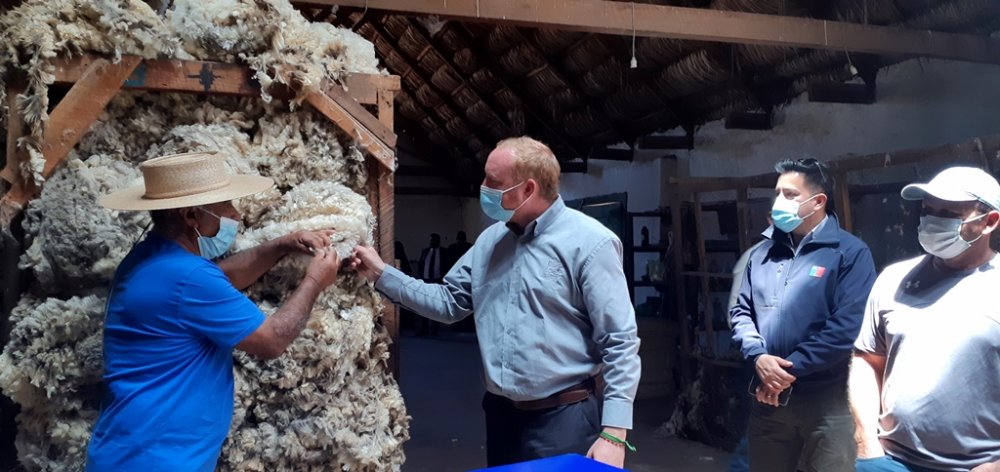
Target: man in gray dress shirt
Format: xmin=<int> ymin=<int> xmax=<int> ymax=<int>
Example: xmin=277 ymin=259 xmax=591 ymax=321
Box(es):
xmin=350 ymin=136 xmax=641 ymax=468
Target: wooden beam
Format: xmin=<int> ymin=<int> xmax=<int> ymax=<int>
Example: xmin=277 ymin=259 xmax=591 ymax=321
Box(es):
xmin=317 ymin=0 xmax=1000 ymax=65
xmin=1 ymin=57 xmax=140 ymax=227
xmin=692 ymin=193 xmax=715 ymax=357
xmin=49 ymin=55 xmax=400 ymax=105
xmin=367 ymin=158 xmax=399 ymax=379
xmin=324 ymin=83 xmax=397 ymax=148
xmin=305 ymin=89 xmax=395 ymax=170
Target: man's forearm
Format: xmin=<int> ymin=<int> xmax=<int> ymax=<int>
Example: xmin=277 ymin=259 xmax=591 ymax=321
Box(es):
xmin=266 ymin=277 xmax=322 ymax=352
xmin=849 ymin=353 xmax=886 ymax=458
xmin=220 ymin=238 xmax=287 ymax=290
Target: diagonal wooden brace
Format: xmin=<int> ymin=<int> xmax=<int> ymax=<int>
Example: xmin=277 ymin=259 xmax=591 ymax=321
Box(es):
xmin=0 ymin=56 xmax=140 ymax=229
xmin=305 ymin=88 xmax=396 ymax=171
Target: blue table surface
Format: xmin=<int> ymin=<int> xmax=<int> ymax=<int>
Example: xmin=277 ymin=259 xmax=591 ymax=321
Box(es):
xmin=471 ymin=454 xmax=626 ymax=472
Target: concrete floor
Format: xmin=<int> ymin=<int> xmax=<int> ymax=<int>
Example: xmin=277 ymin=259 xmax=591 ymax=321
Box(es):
xmin=398 ymin=332 xmax=731 ymax=472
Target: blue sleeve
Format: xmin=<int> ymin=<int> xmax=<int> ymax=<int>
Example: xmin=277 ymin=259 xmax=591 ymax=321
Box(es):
xmin=785 ymin=245 xmax=877 ymax=377
xmin=177 ymin=265 xmax=265 ymax=349
xmin=730 ymin=252 xmax=768 ymax=361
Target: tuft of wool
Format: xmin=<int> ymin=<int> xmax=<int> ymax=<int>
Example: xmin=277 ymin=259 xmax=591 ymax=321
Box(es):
xmin=166 ymin=0 xmax=381 ymax=104
xmin=0 ymin=294 xmax=105 ymax=471
xmin=0 ymin=0 xmax=187 ymax=186
xmin=19 ymin=153 xmax=148 ymax=296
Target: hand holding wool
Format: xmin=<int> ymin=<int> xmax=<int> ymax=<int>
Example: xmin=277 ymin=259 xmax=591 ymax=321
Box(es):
xmin=349 ymin=245 xmax=385 ymax=282
xmin=305 ymin=247 xmax=341 ymax=289
xmin=282 ymin=229 xmax=335 ymax=255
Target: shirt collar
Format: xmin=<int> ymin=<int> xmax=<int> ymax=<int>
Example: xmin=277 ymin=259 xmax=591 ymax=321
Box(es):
xmin=763 ymin=213 xmax=841 ymax=246
xmin=506 ymin=196 xmax=565 ymax=238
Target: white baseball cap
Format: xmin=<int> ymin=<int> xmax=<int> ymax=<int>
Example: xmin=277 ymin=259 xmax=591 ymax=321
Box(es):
xmin=901 ymin=166 xmax=1000 ymax=212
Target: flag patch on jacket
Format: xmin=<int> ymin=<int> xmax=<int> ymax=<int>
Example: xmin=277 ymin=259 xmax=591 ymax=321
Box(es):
xmin=809 ymin=266 xmax=826 ymax=278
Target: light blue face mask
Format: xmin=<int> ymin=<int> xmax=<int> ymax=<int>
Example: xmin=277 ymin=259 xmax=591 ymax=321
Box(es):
xmin=196 ymin=208 xmax=239 ymax=259
xmin=480 ymin=181 xmax=526 ymax=222
xmin=770 ymin=193 xmax=820 ymax=233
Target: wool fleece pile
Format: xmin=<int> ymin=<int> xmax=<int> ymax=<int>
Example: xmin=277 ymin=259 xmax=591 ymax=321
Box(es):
xmin=0 ymin=1 xmax=408 ymax=471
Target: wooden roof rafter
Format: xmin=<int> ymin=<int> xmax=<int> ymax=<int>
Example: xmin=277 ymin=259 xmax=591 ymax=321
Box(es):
xmin=413 ymin=19 xmax=590 ymax=161
xmin=359 ymin=19 xmax=494 ymax=159
xmin=366 ymin=16 xmax=515 ymax=151
xmin=460 ymin=24 xmax=636 ymax=147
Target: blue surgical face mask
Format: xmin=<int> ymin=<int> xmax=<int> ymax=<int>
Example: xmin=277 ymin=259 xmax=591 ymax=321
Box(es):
xmin=480 ymin=181 xmax=527 ymax=222
xmin=196 ymin=208 xmax=239 ymax=259
xmin=771 ymin=193 xmax=821 ymax=233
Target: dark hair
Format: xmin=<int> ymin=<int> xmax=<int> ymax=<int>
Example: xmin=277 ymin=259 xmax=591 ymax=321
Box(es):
xmin=150 ymin=209 xmax=172 ymax=228
xmin=774 ymin=158 xmax=836 ymax=214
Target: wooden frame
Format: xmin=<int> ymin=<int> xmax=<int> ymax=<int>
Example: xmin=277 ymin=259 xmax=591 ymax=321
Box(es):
xmin=1 ymin=53 xmax=402 ymax=375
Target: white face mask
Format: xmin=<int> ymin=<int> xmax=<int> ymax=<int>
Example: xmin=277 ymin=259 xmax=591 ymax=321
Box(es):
xmin=917 ymin=213 xmax=987 ymax=260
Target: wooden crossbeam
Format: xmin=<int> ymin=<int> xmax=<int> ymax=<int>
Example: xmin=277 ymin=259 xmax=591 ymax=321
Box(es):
xmin=316 ymin=0 xmax=1000 ymax=65
xmin=305 ymin=89 xmax=395 ymax=170
xmin=49 ymin=55 xmax=401 ymax=106
xmin=590 ymin=147 xmax=634 ymax=161
xmin=1 ymin=57 xmax=141 ymax=227
xmin=50 ymin=54 xmax=397 ymax=168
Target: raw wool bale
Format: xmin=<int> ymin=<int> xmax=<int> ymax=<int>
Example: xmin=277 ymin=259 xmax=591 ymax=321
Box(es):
xmin=0 ymin=294 xmax=106 ymax=471
xmin=223 ymin=181 xmax=408 ymax=472
xmin=19 ymin=153 xmax=148 ymax=296
xmin=0 ymin=0 xmax=186 ymax=187
xmin=165 ymin=0 xmax=381 ymax=104
xmin=247 ymin=105 xmax=369 ymax=194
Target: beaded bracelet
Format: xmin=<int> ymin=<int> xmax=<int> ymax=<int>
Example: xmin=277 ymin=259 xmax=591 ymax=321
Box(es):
xmin=599 ymin=431 xmax=637 ymax=452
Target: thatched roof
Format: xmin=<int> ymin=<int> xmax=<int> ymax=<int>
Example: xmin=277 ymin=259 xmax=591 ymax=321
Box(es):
xmin=319 ymin=0 xmax=999 ymax=185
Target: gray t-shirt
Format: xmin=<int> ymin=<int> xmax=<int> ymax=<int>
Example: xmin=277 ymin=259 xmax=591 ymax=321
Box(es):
xmin=855 ymin=253 xmax=1000 ymax=471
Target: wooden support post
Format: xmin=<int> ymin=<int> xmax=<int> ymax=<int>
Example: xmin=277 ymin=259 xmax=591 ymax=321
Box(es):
xmin=736 ymin=186 xmax=750 ymax=252
xmin=1 ymin=57 xmax=140 ymax=228
xmin=834 ymin=172 xmax=853 ymax=233
xmin=1 ymin=81 xmax=27 ymax=348
xmin=370 ymin=87 xmax=399 ymax=380
xmin=693 ymin=193 xmax=714 ymax=358
xmin=668 ymin=187 xmax=691 ymax=383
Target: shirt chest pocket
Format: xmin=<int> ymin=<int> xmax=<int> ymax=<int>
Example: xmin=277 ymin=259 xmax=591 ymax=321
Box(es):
xmin=518 ymin=256 xmax=575 ymax=314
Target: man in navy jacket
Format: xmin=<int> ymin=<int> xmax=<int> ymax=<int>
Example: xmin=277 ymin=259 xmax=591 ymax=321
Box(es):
xmin=730 ymin=158 xmax=877 ymax=472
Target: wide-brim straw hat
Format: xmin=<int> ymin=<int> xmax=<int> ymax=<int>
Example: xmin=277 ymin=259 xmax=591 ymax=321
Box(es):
xmin=100 ymin=151 xmax=274 ymax=211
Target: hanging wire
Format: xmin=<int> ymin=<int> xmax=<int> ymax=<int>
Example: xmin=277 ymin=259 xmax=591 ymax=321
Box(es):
xmin=630 ymin=2 xmax=638 ymax=68
xmin=351 ymin=0 xmax=368 ymax=32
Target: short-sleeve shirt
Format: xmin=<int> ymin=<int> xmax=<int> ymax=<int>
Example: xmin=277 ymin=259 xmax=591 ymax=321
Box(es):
xmin=855 ymin=253 xmax=1000 ymax=470
xmin=86 ymin=233 xmax=265 ymax=471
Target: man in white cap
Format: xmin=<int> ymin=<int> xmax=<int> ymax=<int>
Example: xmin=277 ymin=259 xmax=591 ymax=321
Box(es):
xmin=86 ymin=152 xmax=342 ymax=471
xmin=851 ymin=166 xmax=1000 ymax=472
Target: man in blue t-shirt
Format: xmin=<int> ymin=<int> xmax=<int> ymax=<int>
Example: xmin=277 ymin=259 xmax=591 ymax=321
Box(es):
xmin=86 ymin=152 xmax=342 ymax=471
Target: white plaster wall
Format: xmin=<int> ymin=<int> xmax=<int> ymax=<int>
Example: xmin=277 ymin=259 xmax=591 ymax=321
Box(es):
xmin=681 ymin=58 xmax=1000 ymax=178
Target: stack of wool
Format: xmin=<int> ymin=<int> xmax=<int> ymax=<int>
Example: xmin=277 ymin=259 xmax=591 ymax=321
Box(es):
xmin=0 ymin=1 xmax=407 ymax=471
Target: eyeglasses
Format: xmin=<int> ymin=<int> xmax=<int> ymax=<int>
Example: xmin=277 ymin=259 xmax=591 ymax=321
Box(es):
xmin=798 ymin=158 xmax=827 ymax=183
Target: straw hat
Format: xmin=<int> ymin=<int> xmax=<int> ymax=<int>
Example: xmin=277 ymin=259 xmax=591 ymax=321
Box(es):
xmin=100 ymin=151 xmax=274 ymax=211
